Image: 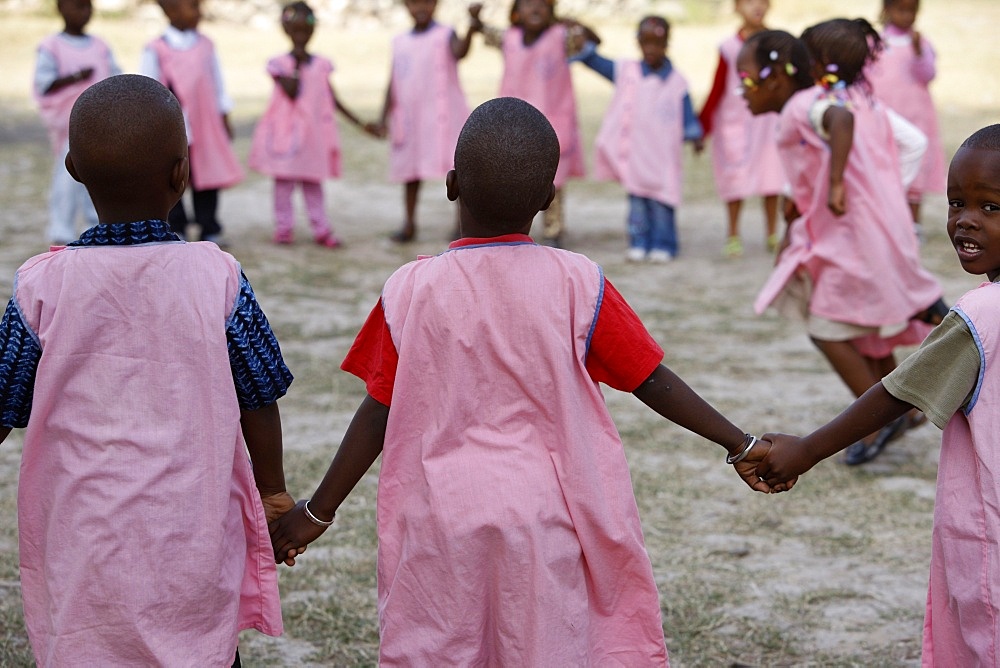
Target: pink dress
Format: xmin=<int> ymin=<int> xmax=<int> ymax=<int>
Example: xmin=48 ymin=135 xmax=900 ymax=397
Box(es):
xmin=754 ymin=85 xmax=941 ymax=327
xmin=149 ymin=34 xmax=244 ymax=191
xmin=867 ymin=25 xmax=947 ymax=198
xmin=34 ymin=33 xmax=116 ymax=155
xmin=595 ymin=60 xmax=688 ymax=207
xmin=14 ymin=241 xmax=281 ymax=665
xmin=249 ymin=54 xmax=341 ymax=182
xmin=699 ymin=34 xmax=784 ymax=202
xmin=499 ymin=25 xmax=585 ymax=188
xmin=361 ymin=239 xmax=668 ymax=665
xmin=387 ymin=22 xmax=469 ymax=183
xmin=922 ymin=282 xmax=1000 ymax=664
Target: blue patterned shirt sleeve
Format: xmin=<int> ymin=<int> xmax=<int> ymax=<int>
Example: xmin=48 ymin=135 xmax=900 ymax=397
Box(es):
xmin=227 ymin=273 xmax=293 ymax=410
xmin=0 ymin=297 xmax=40 ymax=428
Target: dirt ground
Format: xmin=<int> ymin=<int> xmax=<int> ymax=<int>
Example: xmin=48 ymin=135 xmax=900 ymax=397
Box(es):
xmin=0 ymin=2 xmax=998 ymax=665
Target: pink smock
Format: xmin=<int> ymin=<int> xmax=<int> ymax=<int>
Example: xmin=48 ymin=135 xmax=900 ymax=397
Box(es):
xmin=13 ymin=241 xmax=282 ymax=666
xmin=249 ymin=53 xmax=341 ymax=181
xmin=34 ymin=33 xmax=116 ymax=155
xmin=702 ymin=34 xmax=784 ymax=202
xmin=754 ymin=85 xmax=941 ymax=327
xmin=867 ymin=25 xmax=947 ymax=198
xmin=149 ymin=35 xmax=244 ymax=191
xmin=594 ymin=60 xmax=688 ymax=208
xmin=372 ymin=241 xmax=668 ymax=665
xmin=387 ymin=23 xmax=469 ymax=183
xmin=921 ymin=282 xmax=1000 ymax=665
xmin=499 ymin=25 xmax=586 ymax=188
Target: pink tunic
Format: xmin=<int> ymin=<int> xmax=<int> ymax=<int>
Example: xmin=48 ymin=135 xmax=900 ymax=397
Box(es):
xmin=34 ymin=33 xmax=116 ymax=155
xmin=703 ymin=34 xmax=784 ymax=202
xmin=374 ymin=242 xmax=668 ymax=665
xmin=754 ymin=85 xmax=941 ymax=327
xmin=594 ymin=60 xmax=688 ymax=207
xmin=149 ymin=35 xmax=244 ymax=190
xmin=249 ymin=54 xmax=341 ymax=181
xmin=387 ymin=23 xmax=469 ymax=183
xmin=867 ymin=26 xmax=946 ymax=197
xmin=922 ymin=282 xmax=1000 ymax=665
xmin=14 ymin=242 xmax=281 ymax=666
xmin=499 ymin=25 xmax=585 ymax=187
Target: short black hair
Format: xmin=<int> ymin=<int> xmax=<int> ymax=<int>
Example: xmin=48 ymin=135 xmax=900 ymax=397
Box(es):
xmin=454 ymin=97 xmax=560 ymax=232
xmin=801 ymin=18 xmax=881 ymax=87
xmin=637 ymin=15 xmax=669 ymax=37
xmin=961 ymin=125 xmax=1000 ymax=152
xmin=743 ymin=30 xmax=814 ymax=91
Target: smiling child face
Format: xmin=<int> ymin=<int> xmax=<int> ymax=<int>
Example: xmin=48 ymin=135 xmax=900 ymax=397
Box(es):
xmin=947 ymin=146 xmax=1000 ymax=282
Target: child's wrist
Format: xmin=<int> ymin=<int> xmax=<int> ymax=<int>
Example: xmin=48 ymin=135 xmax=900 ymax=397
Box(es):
xmin=304 ymin=500 xmax=335 ymax=526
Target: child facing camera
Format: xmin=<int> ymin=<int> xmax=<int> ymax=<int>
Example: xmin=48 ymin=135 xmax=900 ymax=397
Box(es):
xmin=0 ymin=74 xmax=293 ymax=665
xmin=758 ymin=124 xmax=1000 ymax=665
xmin=271 ymin=97 xmax=779 ymax=665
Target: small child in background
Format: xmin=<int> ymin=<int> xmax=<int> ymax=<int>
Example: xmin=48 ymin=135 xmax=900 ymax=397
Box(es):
xmin=373 ymin=0 xmax=481 ymax=243
xmin=33 ymin=0 xmax=120 ymax=246
xmin=479 ymin=0 xmax=599 ymax=247
xmin=572 ymin=16 xmax=703 ymax=263
xmin=737 ymin=24 xmax=945 ymax=465
xmin=697 ymin=0 xmax=784 ymax=257
xmin=0 ymin=74 xmax=293 ymax=666
xmin=867 ymin=0 xmax=947 ymax=231
xmin=249 ymin=1 xmax=377 ymax=248
xmin=757 ymin=124 xmax=1000 ymax=665
xmin=270 ymin=97 xmax=777 ymax=665
xmin=140 ymin=0 xmax=243 ymax=246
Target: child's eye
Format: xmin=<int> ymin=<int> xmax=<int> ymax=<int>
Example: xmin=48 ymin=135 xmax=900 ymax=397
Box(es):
xmin=985 ymin=203 xmax=1000 ymax=212
xmin=948 ymin=199 xmax=964 ymax=209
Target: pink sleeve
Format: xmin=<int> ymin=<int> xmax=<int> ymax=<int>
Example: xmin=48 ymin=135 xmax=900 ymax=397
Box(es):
xmin=911 ymin=37 xmax=936 ymax=84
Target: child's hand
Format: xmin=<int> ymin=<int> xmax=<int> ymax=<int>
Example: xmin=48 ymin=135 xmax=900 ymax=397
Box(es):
xmin=691 ymin=137 xmax=705 ymax=154
xmin=827 ymin=181 xmax=847 ymax=216
xmin=468 ymin=3 xmax=483 ymax=30
xmin=260 ymin=490 xmax=296 ymax=523
xmin=755 ymin=433 xmax=814 ymax=489
xmin=363 ymin=121 xmax=383 ymax=138
xmin=269 ymin=499 xmax=331 ymax=565
xmin=730 ymin=438 xmax=779 ymax=493
xmin=78 ymin=67 xmax=95 ymax=82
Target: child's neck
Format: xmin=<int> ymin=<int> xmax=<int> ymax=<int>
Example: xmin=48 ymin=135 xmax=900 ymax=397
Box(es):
xmin=63 ymin=25 xmax=86 ymax=37
xmin=521 ymin=25 xmax=549 ymax=46
xmin=739 ymin=23 xmax=765 ymax=39
xmin=170 ymin=22 xmax=194 ymax=32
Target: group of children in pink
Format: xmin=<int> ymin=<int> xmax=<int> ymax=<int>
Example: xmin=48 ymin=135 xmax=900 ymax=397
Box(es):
xmin=22 ymin=0 xmax=1000 ymax=665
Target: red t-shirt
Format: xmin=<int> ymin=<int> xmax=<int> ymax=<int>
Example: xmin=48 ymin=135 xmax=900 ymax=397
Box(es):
xmin=341 ymin=236 xmax=664 ymax=405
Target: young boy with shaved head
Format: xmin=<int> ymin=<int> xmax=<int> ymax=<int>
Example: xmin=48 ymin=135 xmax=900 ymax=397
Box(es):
xmin=0 ymin=74 xmax=292 ymax=666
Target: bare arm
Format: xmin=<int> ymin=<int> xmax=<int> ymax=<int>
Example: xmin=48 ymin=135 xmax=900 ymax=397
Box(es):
xmin=241 ymin=402 xmax=295 ymax=525
xmin=823 ymin=105 xmax=854 ymax=216
xmin=450 ymin=3 xmax=483 ymax=59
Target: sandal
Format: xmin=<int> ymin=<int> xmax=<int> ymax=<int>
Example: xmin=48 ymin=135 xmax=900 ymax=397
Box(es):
xmin=723 ymin=236 xmax=743 ymax=258
xmin=913 ymin=298 xmax=950 ymax=325
xmin=843 ymin=415 xmax=908 ymax=466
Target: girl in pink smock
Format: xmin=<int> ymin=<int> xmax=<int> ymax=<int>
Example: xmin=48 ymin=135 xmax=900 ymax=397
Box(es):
xmin=33 ymin=0 xmax=120 ymax=245
xmin=249 ymin=2 xmax=376 ymax=247
xmin=271 ymin=97 xmax=778 ymax=666
xmin=374 ymin=0 xmax=481 ymax=243
xmin=480 ymin=0 xmax=598 ymax=247
xmin=737 ymin=23 xmax=945 ymax=466
xmin=698 ymin=0 xmax=784 ymax=257
xmin=573 ymin=16 xmax=703 ymax=263
xmin=759 ymin=124 xmax=1000 ymax=667
xmin=867 ymin=0 xmax=947 ymax=228
xmin=140 ymin=0 xmax=243 ymax=245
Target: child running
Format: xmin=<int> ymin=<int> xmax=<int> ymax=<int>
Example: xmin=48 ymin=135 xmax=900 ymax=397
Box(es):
xmin=479 ymin=0 xmax=599 ymax=247
xmin=867 ymin=0 xmax=947 ymax=232
xmin=270 ymin=97 xmax=777 ymax=665
xmin=373 ymin=0 xmax=481 ymax=243
xmin=33 ymin=0 xmax=120 ymax=246
xmin=757 ymin=124 xmax=1000 ymax=666
xmin=697 ymin=0 xmax=784 ymax=257
xmin=0 ymin=74 xmax=293 ymax=666
xmin=249 ymin=1 xmax=377 ymax=248
xmin=571 ymin=15 xmax=703 ymax=263
xmin=736 ymin=23 xmax=945 ymax=465
xmin=140 ymin=0 xmax=243 ymax=245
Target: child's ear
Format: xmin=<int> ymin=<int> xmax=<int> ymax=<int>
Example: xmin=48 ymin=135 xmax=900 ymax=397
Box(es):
xmin=445 ymin=169 xmax=459 ymax=202
xmin=539 ymin=183 xmax=556 ymax=211
xmin=170 ymin=156 xmax=189 ymax=195
xmin=64 ymin=153 xmax=82 ymax=184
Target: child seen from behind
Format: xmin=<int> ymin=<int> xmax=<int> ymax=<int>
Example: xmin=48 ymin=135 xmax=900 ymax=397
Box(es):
xmin=271 ymin=97 xmax=780 ymax=665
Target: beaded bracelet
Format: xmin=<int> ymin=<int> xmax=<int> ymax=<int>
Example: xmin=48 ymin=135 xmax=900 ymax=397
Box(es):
xmin=304 ymin=501 xmax=335 ymax=527
xmin=725 ymin=434 xmax=759 ymax=465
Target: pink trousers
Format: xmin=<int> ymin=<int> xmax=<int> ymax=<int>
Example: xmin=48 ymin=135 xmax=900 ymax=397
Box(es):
xmin=273 ymin=179 xmax=333 ymax=240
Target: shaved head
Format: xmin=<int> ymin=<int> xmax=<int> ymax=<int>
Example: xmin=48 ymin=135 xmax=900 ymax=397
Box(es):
xmin=961 ymin=125 xmax=1000 ymax=152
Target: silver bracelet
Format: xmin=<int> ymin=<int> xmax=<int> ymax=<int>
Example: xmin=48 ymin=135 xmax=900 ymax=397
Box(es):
xmin=303 ymin=501 xmax=334 ymax=527
xmin=726 ymin=434 xmax=758 ymax=465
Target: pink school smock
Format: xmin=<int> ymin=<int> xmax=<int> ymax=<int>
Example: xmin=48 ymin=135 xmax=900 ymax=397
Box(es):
xmin=342 ymin=236 xmax=669 ymax=666
xmin=149 ymin=34 xmax=243 ymax=191
xmin=34 ymin=33 xmax=116 ymax=155
xmin=754 ymin=85 xmax=941 ymax=327
xmin=249 ymin=54 xmax=342 ymax=182
xmin=698 ymin=33 xmax=784 ymax=202
xmin=387 ymin=22 xmax=469 ymax=183
xmin=922 ymin=282 xmax=1000 ymax=665
xmin=594 ymin=59 xmax=688 ymax=207
xmin=499 ymin=25 xmax=585 ymax=188
xmin=13 ymin=239 xmax=282 ymax=665
xmin=867 ymin=25 xmax=947 ymax=198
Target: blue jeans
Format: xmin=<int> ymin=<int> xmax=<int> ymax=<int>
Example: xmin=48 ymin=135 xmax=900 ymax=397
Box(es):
xmin=627 ymin=195 xmax=677 ymax=255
